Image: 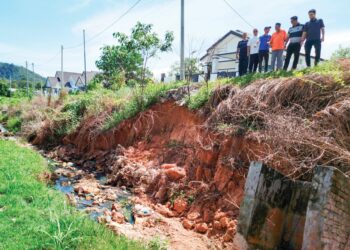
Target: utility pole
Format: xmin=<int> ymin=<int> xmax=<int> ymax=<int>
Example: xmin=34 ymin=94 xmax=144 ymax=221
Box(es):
xmin=83 ymin=29 xmax=87 ymax=91
xmin=26 ymin=61 xmax=29 ymax=97
xmin=180 ymin=0 xmax=185 ymax=81
xmin=61 ymin=45 xmax=64 ymax=90
xmin=32 ymin=63 xmax=35 ymax=91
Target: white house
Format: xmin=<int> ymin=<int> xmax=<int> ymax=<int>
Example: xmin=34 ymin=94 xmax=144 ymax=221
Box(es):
xmin=200 ymin=30 xmax=322 ymax=81
xmin=44 ymin=71 xmax=99 ymax=94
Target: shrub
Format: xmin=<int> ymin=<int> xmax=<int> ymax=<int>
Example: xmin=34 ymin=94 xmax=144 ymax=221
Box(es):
xmin=6 ymin=116 xmax=22 ymax=132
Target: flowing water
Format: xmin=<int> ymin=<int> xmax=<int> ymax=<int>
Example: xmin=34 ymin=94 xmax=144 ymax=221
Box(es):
xmin=52 ymin=160 xmax=135 ymax=224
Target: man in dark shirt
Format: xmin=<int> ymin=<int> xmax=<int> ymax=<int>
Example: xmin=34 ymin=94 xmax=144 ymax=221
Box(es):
xmin=302 ymin=9 xmax=325 ymax=67
xmin=237 ymin=32 xmax=249 ymax=76
xmin=284 ymin=16 xmax=304 ymax=70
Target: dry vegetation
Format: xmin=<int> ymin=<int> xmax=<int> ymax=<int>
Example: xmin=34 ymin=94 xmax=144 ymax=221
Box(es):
xmin=207 ymin=60 xmax=350 ymax=178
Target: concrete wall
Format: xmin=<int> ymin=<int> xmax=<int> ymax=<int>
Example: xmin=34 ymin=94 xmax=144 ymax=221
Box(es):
xmin=303 ymin=166 xmax=350 ymax=250
xmin=238 ymin=162 xmax=312 ymax=250
xmin=238 ymin=163 xmax=350 ymax=250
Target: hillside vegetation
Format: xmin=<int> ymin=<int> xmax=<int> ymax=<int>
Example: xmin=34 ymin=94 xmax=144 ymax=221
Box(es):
xmin=1 ymin=59 xmax=350 ymax=177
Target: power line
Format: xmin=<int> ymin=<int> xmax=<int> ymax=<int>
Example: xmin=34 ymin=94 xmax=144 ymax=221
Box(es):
xmin=222 ymin=0 xmax=254 ymax=29
xmin=66 ymin=0 xmax=143 ymax=50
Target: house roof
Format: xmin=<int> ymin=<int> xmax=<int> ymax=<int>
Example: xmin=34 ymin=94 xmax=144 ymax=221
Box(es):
xmin=45 ymin=76 xmax=61 ymax=89
xmin=76 ymin=71 xmax=100 ymax=87
xmin=55 ymin=71 xmax=81 ymax=83
xmin=200 ymin=30 xmax=245 ymax=61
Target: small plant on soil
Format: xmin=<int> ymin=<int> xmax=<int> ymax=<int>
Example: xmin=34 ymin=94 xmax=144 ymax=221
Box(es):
xmin=147 ymin=236 xmax=168 ymax=250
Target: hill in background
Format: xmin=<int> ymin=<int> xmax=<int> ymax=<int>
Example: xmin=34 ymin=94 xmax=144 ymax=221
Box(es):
xmin=0 ymin=62 xmax=45 ymax=85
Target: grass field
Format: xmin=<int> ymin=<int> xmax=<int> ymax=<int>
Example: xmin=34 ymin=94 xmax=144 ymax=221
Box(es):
xmin=0 ymin=139 xmax=148 ymax=250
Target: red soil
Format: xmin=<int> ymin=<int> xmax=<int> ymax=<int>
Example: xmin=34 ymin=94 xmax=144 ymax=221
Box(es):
xmin=45 ymin=101 xmax=263 ymax=242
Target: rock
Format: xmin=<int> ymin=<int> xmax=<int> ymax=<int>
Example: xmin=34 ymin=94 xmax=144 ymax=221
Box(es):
xmin=182 ymin=219 xmax=195 ymax=230
xmin=111 ymin=203 xmax=121 ymax=211
xmin=213 ymin=220 xmax=222 ymax=230
xmin=173 ymin=198 xmax=188 ymax=214
xmin=98 ymin=215 xmax=111 ymax=224
xmin=195 ymin=223 xmax=208 ymax=234
xmin=228 ymin=219 xmax=238 ymax=229
xmin=66 ymin=193 xmax=77 ymax=206
xmin=203 ymin=209 xmax=214 ymax=223
xmin=85 ymin=195 xmax=93 ymax=201
xmin=111 ymin=211 xmax=125 ymax=224
xmin=164 ymin=167 xmax=186 ymax=181
xmin=187 ymin=212 xmax=201 ymax=221
xmin=134 ymin=204 xmax=153 ymax=217
xmin=214 ymin=211 xmax=226 ymax=220
xmin=104 ymin=209 xmax=112 ymax=216
xmin=223 ymin=227 xmax=237 ymax=242
xmin=160 ymin=163 xmax=177 ymax=169
xmin=155 ymin=204 xmax=175 ymax=218
xmin=220 ymin=217 xmax=230 ymax=229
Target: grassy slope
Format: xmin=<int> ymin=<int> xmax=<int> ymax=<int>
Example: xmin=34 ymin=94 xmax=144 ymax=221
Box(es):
xmin=0 ymin=140 xmax=147 ymax=250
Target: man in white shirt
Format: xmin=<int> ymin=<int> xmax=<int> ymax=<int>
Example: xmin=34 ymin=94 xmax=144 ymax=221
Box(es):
xmin=248 ymin=28 xmax=260 ymax=73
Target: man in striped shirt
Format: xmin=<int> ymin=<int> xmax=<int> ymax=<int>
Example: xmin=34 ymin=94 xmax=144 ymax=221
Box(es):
xmin=283 ymin=16 xmax=304 ymax=70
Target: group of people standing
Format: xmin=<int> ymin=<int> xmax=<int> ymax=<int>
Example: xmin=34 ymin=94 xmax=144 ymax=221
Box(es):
xmin=237 ymin=9 xmax=325 ymax=76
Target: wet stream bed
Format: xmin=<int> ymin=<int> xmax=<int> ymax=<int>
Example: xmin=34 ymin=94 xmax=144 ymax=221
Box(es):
xmin=51 ymin=159 xmax=136 ymax=224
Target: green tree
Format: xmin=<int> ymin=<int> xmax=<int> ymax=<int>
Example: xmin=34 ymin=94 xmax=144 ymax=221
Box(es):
xmin=0 ymin=80 xmax=10 ymax=96
xmin=169 ymin=58 xmax=200 ymax=80
xmin=331 ymin=46 xmax=350 ymax=60
xmin=96 ymin=22 xmax=174 ymax=88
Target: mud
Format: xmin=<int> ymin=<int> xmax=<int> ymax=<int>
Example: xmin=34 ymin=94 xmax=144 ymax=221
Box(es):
xmin=39 ymin=101 xmax=260 ymax=249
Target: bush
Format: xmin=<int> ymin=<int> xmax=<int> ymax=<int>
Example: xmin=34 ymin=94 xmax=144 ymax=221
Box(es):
xmin=6 ymin=116 xmax=22 ymax=132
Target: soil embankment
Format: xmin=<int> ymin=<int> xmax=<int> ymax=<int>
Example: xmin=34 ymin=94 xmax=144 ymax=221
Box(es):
xmin=43 ymin=100 xmax=259 ymax=249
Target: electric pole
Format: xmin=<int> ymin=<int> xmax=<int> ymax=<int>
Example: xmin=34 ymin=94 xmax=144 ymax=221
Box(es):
xmin=26 ymin=61 xmax=29 ymax=97
xmin=61 ymin=45 xmax=64 ymax=90
xmin=32 ymin=63 xmax=35 ymax=91
xmin=180 ymin=0 xmax=185 ymax=81
xmin=83 ymin=29 xmax=87 ymax=91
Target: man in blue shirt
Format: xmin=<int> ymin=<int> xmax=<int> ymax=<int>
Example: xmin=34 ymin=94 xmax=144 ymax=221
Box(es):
xmin=258 ymin=26 xmax=272 ymax=72
xmin=237 ymin=32 xmax=249 ymax=76
xmin=284 ymin=16 xmax=304 ymax=70
xmin=302 ymin=9 xmax=325 ymax=67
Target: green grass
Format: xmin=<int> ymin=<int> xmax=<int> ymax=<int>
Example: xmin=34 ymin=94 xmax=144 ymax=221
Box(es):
xmin=0 ymin=139 xmax=148 ymax=250
xmin=103 ymin=82 xmax=185 ymax=130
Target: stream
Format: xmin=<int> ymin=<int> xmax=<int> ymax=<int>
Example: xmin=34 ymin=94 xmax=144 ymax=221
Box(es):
xmin=49 ymin=159 xmax=136 ymax=224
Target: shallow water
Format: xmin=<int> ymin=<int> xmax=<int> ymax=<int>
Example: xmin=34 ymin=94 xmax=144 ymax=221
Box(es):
xmin=54 ymin=166 xmax=134 ymax=224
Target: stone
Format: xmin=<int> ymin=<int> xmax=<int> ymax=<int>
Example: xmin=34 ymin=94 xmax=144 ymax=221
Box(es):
xmin=111 ymin=211 xmax=125 ymax=224
xmin=111 ymin=203 xmax=121 ymax=211
xmin=182 ymin=219 xmax=195 ymax=230
xmin=187 ymin=212 xmax=201 ymax=221
xmin=213 ymin=220 xmax=222 ymax=230
xmin=214 ymin=211 xmax=226 ymax=220
xmin=223 ymin=227 xmax=237 ymax=242
xmin=164 ymin=167 xmax=186 ymax=181
xmin=173 ymin=198 xmax=188 ymax=214
xmin=155 ymin=204 xmax=175 ymax=218
xmin=203 ymin=209 xmax=214 ymax=223
xmin=220 ymin=217 xmax=230 ymax=229
xmin=195 ymin=223 xmax=208 ymax=234
xmin=161 ymin=163 xmax=177 ymax=170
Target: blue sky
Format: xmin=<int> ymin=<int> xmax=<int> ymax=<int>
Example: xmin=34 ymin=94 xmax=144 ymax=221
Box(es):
xmin=0 ymin=0 xmax=349 ymax=77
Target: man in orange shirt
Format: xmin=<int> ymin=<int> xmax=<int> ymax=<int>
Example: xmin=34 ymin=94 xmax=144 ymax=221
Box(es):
xmin=270 ymin=23 xmax=287 ymax=70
